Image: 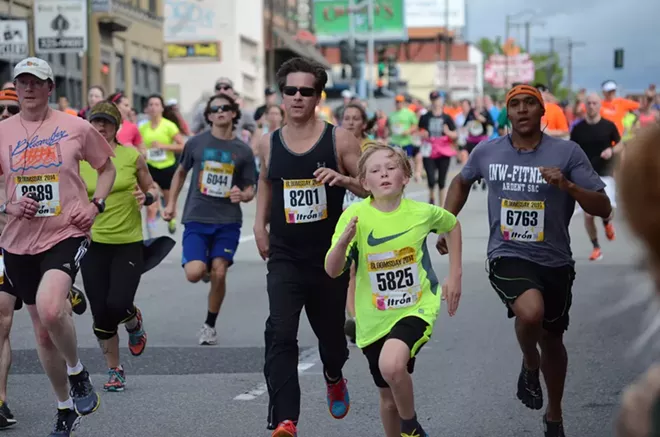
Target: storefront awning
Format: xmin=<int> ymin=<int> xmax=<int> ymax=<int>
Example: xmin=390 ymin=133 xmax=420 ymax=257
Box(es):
xmin=272 ymin=27 xmax=330 ymax=69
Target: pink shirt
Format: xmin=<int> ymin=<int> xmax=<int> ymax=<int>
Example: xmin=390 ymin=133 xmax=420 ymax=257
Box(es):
xmin=117 ymin=120 xmax=142 ymax=147
xmin=0 ymin=110 xmax=114 ymax=255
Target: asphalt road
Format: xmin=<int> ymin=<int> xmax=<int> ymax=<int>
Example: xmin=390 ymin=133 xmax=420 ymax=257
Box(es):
xmin=7 ymin=174 xmax=653 ymax=437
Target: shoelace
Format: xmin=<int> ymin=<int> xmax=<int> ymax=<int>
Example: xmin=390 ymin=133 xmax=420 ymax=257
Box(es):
xmin=327 ymin=379 xmax=345 ymax=399
xmin=108 ymin=369 xmax=122 ymax=384
xmin=69 ymin=373 xmax=90 ymax=398
xmin=402 ymin=429 xmax=422 ymax=437
xmin=54 ymin=410 xmax=71 ymax=431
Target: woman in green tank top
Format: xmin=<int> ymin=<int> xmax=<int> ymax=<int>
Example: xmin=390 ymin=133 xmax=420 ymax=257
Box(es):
xmin=79 ymin=102 xmax=159 ymax=393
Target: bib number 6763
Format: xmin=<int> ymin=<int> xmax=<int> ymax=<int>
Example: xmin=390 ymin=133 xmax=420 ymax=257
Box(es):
xmin=505 ymin=210 xmax=538 ymax=227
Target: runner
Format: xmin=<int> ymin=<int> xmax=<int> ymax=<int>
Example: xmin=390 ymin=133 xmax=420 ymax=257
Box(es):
xmin=569 ymin=93 xmax=621 ymax=261
xmin=79 ymin=102 xmax=155 ymax=392
xmin=164 ymin=93 xmax=256 ymax=346
xmin=600 ymin=80 xmax=640 ymax=136
xmin=108 ymin=91 xmax=143 ymax=152
xmin=139 ymin=94 xmax=185 ymax=236
xmin=388 ymin=95 xmax=421 ymax=181
xmin=253 ymin=57 xmax=365 ymax=437
xmin=326 ymin=144 xmax=462 ymax=437
xmin=0 ymin=57 xmax=116 ymax=436
xmin=436 ymin=84 xmax=612 ymax=437
xmin=77 ymin=85 xmax=105 ymax=120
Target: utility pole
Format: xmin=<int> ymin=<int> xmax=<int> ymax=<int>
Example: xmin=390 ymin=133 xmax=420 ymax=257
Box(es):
xmin=366 ymin=0 xmax=375 ymax=105
xmin=268 ymin=0 xmax=275 ymax=87
xmin=444 ymin=0 xmax=450 ymax=97
xmin=348 ymin=0 xmax=356 ymax=93
xmin=567 ymin=39 xmax=586 ymax=96
xmin=504 ymin=10 xmax=543 ymax=88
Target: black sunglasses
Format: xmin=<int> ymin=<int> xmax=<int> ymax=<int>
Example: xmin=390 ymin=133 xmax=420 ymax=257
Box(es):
xmin=209 ymin=104 xmax=234 ymax=113
xmin=282 ymin=86 xmax=316 ymax=97
xmin=215 ymin=83 xmax=233 ymax=91
xmin=0 ymin=105 xmax=19 ymax=115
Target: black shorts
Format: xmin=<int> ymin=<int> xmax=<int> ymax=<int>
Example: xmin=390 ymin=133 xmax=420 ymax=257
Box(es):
xmin=148 ymin=164 xmax=177 ymax=191
xmin=0 ymin=254 xmax=22 ymax=311
xmin=362 ymin=316 xmax=432 ymax=388
xmin=3 ymin=237 xmax=89 ymax=305
xmin=488 ymin=257 xmax=575 ymax=334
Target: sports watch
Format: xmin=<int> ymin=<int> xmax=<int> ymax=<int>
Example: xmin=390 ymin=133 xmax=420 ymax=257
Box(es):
xmin=0 ymin=202 xmax=6 ymax=214
xmin=91 ymin=198 xmax=106 ymax=214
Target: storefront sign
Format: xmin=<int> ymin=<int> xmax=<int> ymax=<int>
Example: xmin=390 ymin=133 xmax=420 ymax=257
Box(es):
xmin=166 ymin=42 xmax=220 ymax=60
xmin=34 ymin=0 xmax=87 ymax=53
xmin=0 ymin=20 xmax=28 ymax=60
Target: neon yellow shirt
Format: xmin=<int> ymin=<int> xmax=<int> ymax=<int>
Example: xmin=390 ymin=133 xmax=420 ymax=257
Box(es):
xmin=327 ymin=197 xmax=457 ymax=348
xmin=139 ymin=118 xmax=180 ymax=169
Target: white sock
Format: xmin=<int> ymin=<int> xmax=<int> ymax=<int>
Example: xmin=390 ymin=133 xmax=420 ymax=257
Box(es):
xmin=125 ymin=315 xmax=139 ymax=331
xmin=57 ymin=398 xmax=74 ymax=410
xmin=66 ymin=360 xmax=84 ymax=376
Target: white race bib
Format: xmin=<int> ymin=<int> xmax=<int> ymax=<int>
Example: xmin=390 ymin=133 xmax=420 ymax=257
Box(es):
xmin=392 ymin=125 xmax=404 ymax=135
xmin=283 ymin=179 xmax=328 ymax=224
xmin=500 ymin=199 xmax=545 ymax=242
xmin=15 ymin=173 xmax=61 ymax=217
xmin=146 ymin=148 xmax=167 ymax=162
xmin=342 ymin=190 xmax=362 ymax=210
xmin=368 ymin=247 xmax=422 ymax=311
xmin=199 ymin=161 xmax=234 ymax=198
xmin=420 ymin=142 xmax=432 ymax=158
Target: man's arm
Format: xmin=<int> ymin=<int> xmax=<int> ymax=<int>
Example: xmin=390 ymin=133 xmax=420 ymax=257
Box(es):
xmin=92 ymin=158 xmax=116 ymax=200
xmin=335 ymin=128 xmax=369 ymax=198
xmin=566 ymin=146 xmax=612 ymax=218
xmin=254 ymin=133 xmax=273 ymax=232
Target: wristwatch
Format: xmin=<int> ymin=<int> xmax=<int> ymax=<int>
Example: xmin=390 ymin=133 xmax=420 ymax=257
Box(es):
xmin=91 ymin=198 xmax=106 ymax=213
xmin=0 ymin=202 xmax=6 ymax=214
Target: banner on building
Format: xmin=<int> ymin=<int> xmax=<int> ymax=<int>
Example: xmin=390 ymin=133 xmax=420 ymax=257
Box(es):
xmin=91 ymin=0 xmax=112 ymax=13
xmin=484 ymin=54 xmax=535 ymax=88
xmin=166 ymin=42 xmax=221 ymax=60
xmin=0 ymin=20 xmax=29 ymax=60
xmin=165 ymin=0 xmax=226 ymax=43
xmin=34 ymin=0 xmax=87 ymax=53
xmin=312 ymin=0 xmax=407 ymax=44
xmin=434 ymin=62 xmax=477 ymax=90
xmin=405 ymin=0 xmax=465 ymax=29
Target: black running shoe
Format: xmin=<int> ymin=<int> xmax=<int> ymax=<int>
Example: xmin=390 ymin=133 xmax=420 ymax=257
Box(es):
xmin=48 ymin=408 xmax=80 ymax=437
xmin=344 ymin=318 xmax=356 ymax=344
xmin=543 ymin=416 xmax=565 ymax=437
xmin=69 ymin=368 xmax=100 ymax=416
xmin=0 ymin=401 xmax=16 ymax=428
xmin=69 ymin=285 xmax=87 ymax=316
xmin=516 ymin=361 xmax=543 ymax=410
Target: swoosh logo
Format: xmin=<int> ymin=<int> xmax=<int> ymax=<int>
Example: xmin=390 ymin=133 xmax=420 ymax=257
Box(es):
xmin=367 ymin=229 xmax=412 ymax=246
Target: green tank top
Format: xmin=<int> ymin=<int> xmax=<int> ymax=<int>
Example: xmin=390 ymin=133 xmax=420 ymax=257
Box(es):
xmin=80 ymin=145 xmax=143 ymax=244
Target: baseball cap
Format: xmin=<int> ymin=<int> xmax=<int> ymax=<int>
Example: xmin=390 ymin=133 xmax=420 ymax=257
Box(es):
xmin=165 ymin=98 xmax=178 ymax=106
xmin=88 ymin=101 xmax=121 ymax=126
xmin=429 ymin=91 xmax=443 ymax=101
xmin=215 ymin=77 xmax=233 ymax=90
xmin=602 ymin=80 xmax=617 ymax=92
xmin=265 ymin=87 xmax=276 ymax=96
xmin=395 ymin=94 xmax=405 ymax=102
xmin=13 ymin=57 xmax=54 ymax=82
xmin=341 ymin=89 xmax=353 ymax=99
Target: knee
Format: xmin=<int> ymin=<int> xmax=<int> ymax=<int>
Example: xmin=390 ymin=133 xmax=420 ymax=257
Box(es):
xmin=513 ymin=291 xmax=544 ymax=325
xmin=33 ymin=323 xmax=54 ymax=349
xmin=264 ymin=317 xmax=298 ymax=346
xmin=36 ymin=300 xmax=67 ymax=329
xmin=93 ymin=323 xmax=118 ymax=341
xmin=210 ymin=262 xmax=228 ymax=284
xmin=0 ymin=313 xmax=12 ymax=340
xmin=379 ymin=354 xmax=408 ymax=385
xmin=539 ymin=330 xmax=564 ymax=351
xmin=184 ymin=264 xmax=206 ymax=283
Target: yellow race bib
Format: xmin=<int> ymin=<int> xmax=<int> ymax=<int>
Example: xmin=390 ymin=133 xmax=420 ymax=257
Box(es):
xmin=199 ymin=161 xmax=234 ymax=198
xmin=15 ymin=173 xmax=61 ymax=217
xmin=368 ymin=247 xmax=421 ymax=311
xmin=500 ymin=199 xmax=544 ymax=242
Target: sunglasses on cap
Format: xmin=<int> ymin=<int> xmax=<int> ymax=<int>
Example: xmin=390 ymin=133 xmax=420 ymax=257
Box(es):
xmin=282 ymin=86 xmax=316 ymax=97
xmin=209 ymin=104 xmax=235 ymax=113
xmin=0 ymin=105 xmax=19 ymax=115
xmin=215 ymin=83 xmax=233 ymax=91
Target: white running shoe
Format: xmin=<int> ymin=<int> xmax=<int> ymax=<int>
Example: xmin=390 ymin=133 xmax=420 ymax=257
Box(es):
xmin=198 ymin=324 xmax=217 ymax=346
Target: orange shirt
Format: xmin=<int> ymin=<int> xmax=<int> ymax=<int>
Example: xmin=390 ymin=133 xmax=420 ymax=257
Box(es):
xmin=601 ymin=97 xmax=640 ymax=135
xmin=541 ymin=102 xmax=569 ymax=133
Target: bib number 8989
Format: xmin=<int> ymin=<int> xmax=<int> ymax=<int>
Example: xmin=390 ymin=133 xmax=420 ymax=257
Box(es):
xmin=375 ymin=267 xmax=414 ymax=292
xmin=289 ymin=189 xmax=320 ymax=207
xmin=505 ymin=210 xmax=538 ymax=227
xmin=21 ymin=184 xmax=53 ymax=202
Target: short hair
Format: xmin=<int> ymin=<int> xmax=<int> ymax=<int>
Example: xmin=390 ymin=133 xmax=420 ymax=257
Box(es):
xmin=358 ymin=145 xmax=412 ymax=196
xmin=275 ymin=57 xmax=328 ymax=95
xmin=204 ymin=93 xmax=241 ymax=128
xmin=146 ymin=94 xmax=164 ymax=108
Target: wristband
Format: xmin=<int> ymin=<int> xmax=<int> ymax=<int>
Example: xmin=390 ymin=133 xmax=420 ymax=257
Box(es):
xmin=144 ymin=192 xmax=155 ymax=206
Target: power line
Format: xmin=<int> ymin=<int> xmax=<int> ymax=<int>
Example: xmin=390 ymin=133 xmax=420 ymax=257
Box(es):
xmin=536 ymin=37 xmax=586 ymax=94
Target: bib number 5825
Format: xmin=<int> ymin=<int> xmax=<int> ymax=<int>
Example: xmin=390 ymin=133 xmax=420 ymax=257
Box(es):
xmin=505 ymin=210 xmax=538 ymax=227
xmin=375 ymin=267 xmax=414 ymax=292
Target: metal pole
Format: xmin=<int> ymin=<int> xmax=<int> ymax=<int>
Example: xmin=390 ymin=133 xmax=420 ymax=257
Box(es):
xmin=504 ymin=15 xmax=509 ymax=89
xmin=444 ymin=0 xmax=450 ymax=95
xmin=268 ymin=0 xmax=275 ymax=87
xmin=348 ymin=0 xmax=356 ymax=93
xmin=524 ymin=21 xmax=530 ymax=53
xmin=566 ymin=40 xmax=585 ymax=97
xmin=86 ymin=0 xmax=92 ymax=92
xmin=8 ymin=0 xmax=14 ymax=69
xmin=366 ymin=0 xmax=375 ymax=105
xmin=546 ymin=37 xmax=555 ymax=93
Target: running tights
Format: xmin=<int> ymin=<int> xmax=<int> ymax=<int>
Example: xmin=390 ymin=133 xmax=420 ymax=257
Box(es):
xmin=423 ymin=156 xmax=451 ymax=190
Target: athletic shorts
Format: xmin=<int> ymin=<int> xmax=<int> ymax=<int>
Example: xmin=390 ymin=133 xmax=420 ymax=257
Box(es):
xmin=362 ymin=316 xmax=432 ymax=388
xmin=148 ymin=164 xmax=177 ymax=191
xmin=488 ymin=256 xmax=575 ymax=334
xmin=401 ymin=144 xmax=420 ymax=158
xmin=0 ymin=251 xmax=22 ymax=311
xmin=3 ymin=237 xmax=89 ymax=306
xmin=182 ymin=222 xmax=241 ymax=267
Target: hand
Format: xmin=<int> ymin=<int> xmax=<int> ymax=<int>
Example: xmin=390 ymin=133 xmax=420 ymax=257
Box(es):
xmin=443 ymin=124 xmax=451 ymax=136
xmin=601 ymin=147 xmax=614 ymax=160
xmin=435 ymin=235 xmax=448 ymax=255
xmin=441 ymin=275 xmax=462 ymax=316
xmin=6 ymin=196 xmax=39 ymax=219
xmin=70 ymin=203 xmax=98 ymax=232
xmin=162 ymin=203 xmax=176 ymax=221
xmin=254 ymin=226 xmax=270 ymax=261
xmin=539 ymin=167 xmax=571 ymax=191
xmin=314 ymin=167 xmax=347 ymax=187
xmin=419 ymin=129 xmax=429 ymax=139
xmin=616 ymin=364 xmax=660 ymax=437
xmin=339 ymin=217 xmax=358 ymax=245
xmin=133 ymin=185 xmax=146 ymax=206
xmin=229 ymin=185 xmax=243 ymax=203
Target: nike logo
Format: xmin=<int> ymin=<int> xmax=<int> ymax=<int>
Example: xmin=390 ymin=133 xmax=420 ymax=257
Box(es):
xmin=367 ymin=229 xmax=412 ymax=246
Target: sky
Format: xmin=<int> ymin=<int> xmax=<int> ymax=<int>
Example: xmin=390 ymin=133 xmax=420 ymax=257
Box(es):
xmin=465 ymin=0 xmax=659 ymax=93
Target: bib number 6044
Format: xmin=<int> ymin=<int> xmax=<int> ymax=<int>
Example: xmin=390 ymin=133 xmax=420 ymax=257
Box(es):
xmin=505 ymin=210 xmax=538 ymax=227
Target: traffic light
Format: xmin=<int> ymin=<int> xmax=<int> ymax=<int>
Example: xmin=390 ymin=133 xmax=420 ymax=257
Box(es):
xmin=614 ymin=48 xmax=624 ymax=69
xmin=339 ymin=40 xmax=354 ymax=66
xmin=378 ymin=62 xmax=386 ymax=78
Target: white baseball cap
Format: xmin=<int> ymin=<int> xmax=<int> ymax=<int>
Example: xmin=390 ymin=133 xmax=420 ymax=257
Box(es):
xmin=166 ymin=98 xmax=178 ymax=106
xmin=13 ymin=57 xmax=54 ymax=82
xmin=341 ymin=89 xmax=353 ymax=98
xmin=601 ymin=80 xmax=617 ymax=92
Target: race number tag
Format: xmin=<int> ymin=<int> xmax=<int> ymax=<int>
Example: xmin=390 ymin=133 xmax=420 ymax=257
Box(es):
xmin=392 ymin=124 xmax=404 ymax=135
xmin=199 ymin=161 xmax=234 ymax=198
xmin=146 ymin=148 xmax=167 ymax=162
xmin=368 ymin=247 xmax=422 ymax=311
xmin=283 ymin=179 xmax=327 ymax=224
xmin=500 ymin=199 xmax=545 ymax=242
xmin=420 ymin=142 xmax=432 ymax=158
xmin=342 ymin=190 xmax=362 ymax=210
xmin=15 ymin=173 xmax=61 ymax=217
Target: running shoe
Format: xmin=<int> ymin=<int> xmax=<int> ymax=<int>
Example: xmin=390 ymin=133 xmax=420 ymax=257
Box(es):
xmin=68 ymin=368 xmax=100 ymax=416
xmin=127 ymin=308 xmax=147 ymax=356
xmin=402 ymin=430 xmax=429 ymax=437
xmin=198 ymin=324 xmax=217 ymax=345
xmin=69 ymin=285 xmax=87 ymax=316
xmin=589 ymin=247 xmax=603 ymax=261
xmin=326 ymin=378 xmax=350 ymax=419
xmin=0 ymin=401 xmax=16 ymax=428
xmin=543 ymin=416 xmax=566 ymax=437
xmin=516 ymin=361 xmax=543 ymax=410
xmin=605 ymin=222 xmax=616 ymax=241
xmin=103 ymin=366 xmax=126 ymax=392
xmin=167 ymin=218 xmax=176 ymax=234
xmin=272 ymin=420 xmax=297 ymax=437
xmin=48 ymin=408 xmax=80 ymax=437
xmin=344 ymin=318 xmax=356 ymax=344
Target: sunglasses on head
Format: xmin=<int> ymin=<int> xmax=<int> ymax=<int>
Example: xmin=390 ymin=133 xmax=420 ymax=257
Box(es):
xmin=215 ymin=83 xmax=232 ymax=91
xmin=0 ymin=105 xmax=19 ymax=115
xmin=209 ymin=104 xmax=234 ymax=113
xmin=282 ymin=86 xmax=316 ymax=97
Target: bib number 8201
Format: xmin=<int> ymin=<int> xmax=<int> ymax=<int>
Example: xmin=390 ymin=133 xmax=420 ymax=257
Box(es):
xmin=375 ymin=267 xmax=414 ymax=292
xmin=505 ymin=210 xmax=538 ymax=227
xmin=21 ymin=184 xmax=54 ymax=201
xmin=288 ymin=189 xmax=320 ymax=207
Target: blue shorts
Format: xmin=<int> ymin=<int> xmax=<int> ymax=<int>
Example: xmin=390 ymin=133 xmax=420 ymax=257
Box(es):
xmin=182 ymin=222 xmax=241 ymax=267
xmin=400 ymin=144 xmax=419 ymax=158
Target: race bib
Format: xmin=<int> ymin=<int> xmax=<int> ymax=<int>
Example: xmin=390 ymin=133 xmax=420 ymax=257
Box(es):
xmin=500 ymin=199 xmax=545 ymax=242
xmin=368 ymin=247 xmax=422 ymax=311
xmin=392 ymin=125 xmax=404 ymax=135
xmin=200 ymin=160 xmax=234 ymax=198
xmin=146 ymin=148 xmax=167 ymax=162
xmin=420 ymin=142 xmax=432 ymax=158
xmin=283 ymin=179 xmax=327 ymax=224
xmin=15 ymin=173 xmax=61 ymax=217
xmin=342 ymin=190 xmax=362 ymax=210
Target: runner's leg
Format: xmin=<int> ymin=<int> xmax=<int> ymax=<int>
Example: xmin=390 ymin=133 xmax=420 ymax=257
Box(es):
xmin=343 ymin=263 xmax=357 ymax=344
xmin=206 ymin=223 xmax=241 ymax=327
xmin=379 ymin=339 xmax=415 ymax=419
xmin=378 ymin=388 xmax=400 ymax=437
xmin=539 ymin=331 xmax=567 ymax=422
xmin=422 ymin=157 xmax=437 ymax=204
xmin=0 ymin=293 xmax=14 ymax=404
xmin=584 ymin=213 xmax=602 ymax=261
xmin=435 ymin=156 xmax=451 ymax=207
xmin=511 ymin=290 xmax=544 ymax=370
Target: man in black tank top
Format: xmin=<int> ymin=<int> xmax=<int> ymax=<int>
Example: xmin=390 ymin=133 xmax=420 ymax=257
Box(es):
xmin=253 ymin=57 xmax=365 ymax=435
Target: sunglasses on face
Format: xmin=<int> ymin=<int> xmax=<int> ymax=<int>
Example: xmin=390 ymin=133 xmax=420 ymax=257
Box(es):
xmin=282 ymin=86 xmax=316 ymax=97
xmin=215 ymin=84 xmax=232 ymax=91
xmin=209 ymin=104 xmax=234 ymax=113
xmin=0 ymin=105 xmax=19 ymax=115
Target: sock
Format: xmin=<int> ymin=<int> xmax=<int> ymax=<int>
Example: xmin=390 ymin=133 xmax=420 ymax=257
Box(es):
xmin=591 ymin=239 xmax=600 ymax=249
xmin=603 ymin=218 xmax=611 ymax=226
xmin=401 ymin=414 xmax=422 ymax=435
xmin=57 ymin=398 xmax=74 ymax=410
xmin=125 ymin=308 xmax=139 ymax=331
xmin=67 ymin=360 xmax=84 ymax=376
xmin=324 ymin=370 xmax=341 ymax=384
xmin=205 ymin=311 xmax=219 ymax=328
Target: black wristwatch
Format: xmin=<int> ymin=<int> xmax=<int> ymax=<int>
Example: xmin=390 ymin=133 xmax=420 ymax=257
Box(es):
xmin=0 ymin=202 xmax=7 ymax=214
xmin=92 ymin=198 xmax=106 ymax=213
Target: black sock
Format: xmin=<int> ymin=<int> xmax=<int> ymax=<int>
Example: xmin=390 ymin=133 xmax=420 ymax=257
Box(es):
xmin=401 ymin=414 xmax=422 ymax=435
xmin=603 ymin=218 xmax=610 ymax=226
xmin=324 ymin=370 xmax=342 ymax=384
xmin=591 ymin=239 xmax=600 ymax=249
xmin=205 ymin=311 xmax=219 ymax=328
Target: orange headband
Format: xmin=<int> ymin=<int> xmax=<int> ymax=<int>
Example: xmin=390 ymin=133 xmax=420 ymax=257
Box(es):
xmin=505 ymin=85 xmax=543 ymax=107
xmin=0 ymin=90 xmax=18 ymax=102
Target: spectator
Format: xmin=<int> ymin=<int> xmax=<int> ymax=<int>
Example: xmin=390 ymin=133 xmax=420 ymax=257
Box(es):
xmin=57 ymin=96 xmax=77 ymax=116
xmin=191 ymin=77 xmax=256 ymax=135
xmin=253 ymin=87 xmax=278 ymax=125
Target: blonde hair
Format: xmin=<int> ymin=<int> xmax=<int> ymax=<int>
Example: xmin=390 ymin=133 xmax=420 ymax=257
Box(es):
xmin=358 ymin=144 xmax=413 ymax=196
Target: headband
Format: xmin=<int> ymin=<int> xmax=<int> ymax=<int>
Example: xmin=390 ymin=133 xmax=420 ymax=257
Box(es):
xmin=0 ymin=90 xmax=19 ymax=102
xmin=505 ymin=85 xmax=543 ymax=107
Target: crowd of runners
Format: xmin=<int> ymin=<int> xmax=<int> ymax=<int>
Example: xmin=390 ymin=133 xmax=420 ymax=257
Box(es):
xmin=0 ymin=54 xmax=654 ymax=437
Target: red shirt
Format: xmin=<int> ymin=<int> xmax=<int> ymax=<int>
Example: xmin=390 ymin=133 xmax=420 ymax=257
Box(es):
xmin=117 ymin=120 xmax=142 ymax=148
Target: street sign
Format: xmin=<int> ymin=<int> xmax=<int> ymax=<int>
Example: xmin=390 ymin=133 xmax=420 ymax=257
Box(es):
xmin=34 ymin=0 xmax=87 ymax=53
xmin=405 ymin=0 xmax=465 ymax=29
xmin=0 ymin=20 xmax=28 ymax=60
xmin=312 ymin=0 xmax=408 ymax=44
xmin=484 ymin=54 xmax=535 ymax=88
xmin=434 ymin=62 xmax=478 ymax=90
